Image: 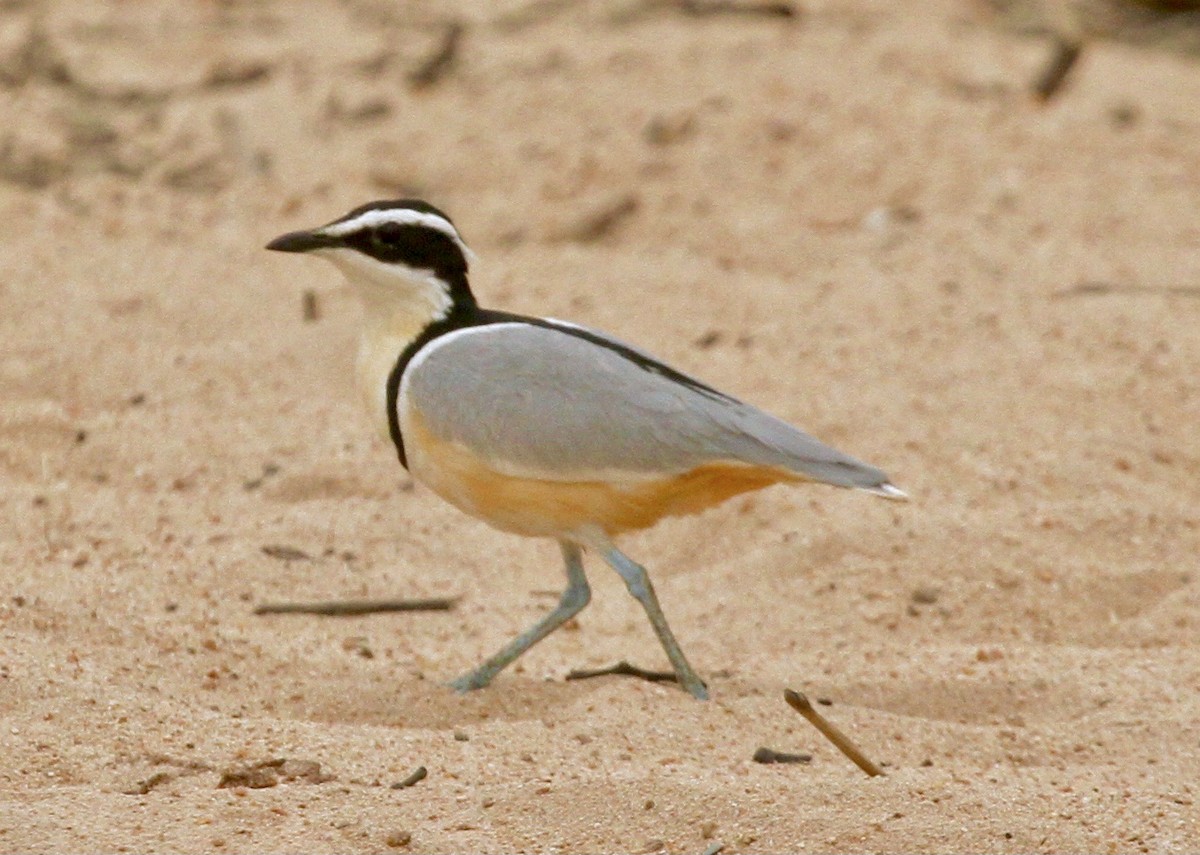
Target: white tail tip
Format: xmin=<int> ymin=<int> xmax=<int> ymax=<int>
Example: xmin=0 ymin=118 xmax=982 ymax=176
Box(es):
xmin=866 ymin=482 xmax=908 ymax=501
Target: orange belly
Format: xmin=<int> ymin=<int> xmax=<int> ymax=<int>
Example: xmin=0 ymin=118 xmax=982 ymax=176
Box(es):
xmin=403 ymin=410 xmax=803 ymax=537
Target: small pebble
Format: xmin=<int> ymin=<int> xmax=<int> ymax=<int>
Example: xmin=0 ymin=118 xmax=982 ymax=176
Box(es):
xmin=1108 ymin=102 xmax=1140 ymax=130
xmin=384 ymin=830 xmax=412 ymax=848
xmin=911 ymin=586 xmax=939 ymax=605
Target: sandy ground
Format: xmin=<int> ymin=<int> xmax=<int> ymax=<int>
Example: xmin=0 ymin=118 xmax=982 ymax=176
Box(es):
xmin=2 ymin=1 xmax=1199 ymax=852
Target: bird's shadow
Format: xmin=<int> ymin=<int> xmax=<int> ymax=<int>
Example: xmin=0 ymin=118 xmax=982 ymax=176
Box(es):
xmin=266 ymin=667 xmax=699 ymax=730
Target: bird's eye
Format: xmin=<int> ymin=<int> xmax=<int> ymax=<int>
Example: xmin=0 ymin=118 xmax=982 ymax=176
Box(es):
xmin=373 ymin=223 xmax=405 ymax=246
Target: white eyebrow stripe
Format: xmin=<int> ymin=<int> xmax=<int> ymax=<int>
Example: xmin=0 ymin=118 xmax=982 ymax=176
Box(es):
xmin=320 ymin=208 xmax=474 ymax=259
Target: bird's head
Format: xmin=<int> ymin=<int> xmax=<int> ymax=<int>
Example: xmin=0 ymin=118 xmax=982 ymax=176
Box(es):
xmin=266 ymin=199 xmax=476 ymax=319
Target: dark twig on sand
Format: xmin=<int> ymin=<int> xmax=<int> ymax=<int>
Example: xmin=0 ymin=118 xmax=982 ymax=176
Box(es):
xmin=613 ymin=0 xmax=797 ymax=24
xmin=675 ymin=0 xmax=796 ymax=18
xmin=1053 ymin=281 xmax=1200 ymax=299
xmin=492 ymin=0 xmax=582 ymax=31
xmin=261 ymin=544 xmax=311 ymax=562
xmin=1032 ymin=35 xmax=1083 ymax=101
xmin=752 ymin=746 xmax=812 ymax=764
xmin=390 ymin=766 xmax=428 ymax=789
xmin=253 ymin=597 xmax=457 ymax=616
xmin=554 ymin=193 xmax=639 ymax=242
xmin=302 ymin=289 xmax=319 ymax=322
xmin=565 ymin=660 xmax=680 ymax=684
xmin=408 ymin=22 xmax=464 ymax=90
xmin=784 ymin=689 xmax=884 ymax=778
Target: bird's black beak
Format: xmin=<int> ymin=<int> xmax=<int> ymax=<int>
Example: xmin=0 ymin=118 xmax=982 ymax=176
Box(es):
xmin=265 ymin=229 xmax=341 ymax=253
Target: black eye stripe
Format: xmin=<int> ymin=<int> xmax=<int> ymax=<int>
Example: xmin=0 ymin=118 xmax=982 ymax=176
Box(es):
xmin=343 ymin=223 xmax=468 ymax=276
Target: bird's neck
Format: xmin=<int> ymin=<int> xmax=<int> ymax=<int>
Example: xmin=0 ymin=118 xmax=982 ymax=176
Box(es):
xmin=350 ymin=269 xmax=474 ymax=444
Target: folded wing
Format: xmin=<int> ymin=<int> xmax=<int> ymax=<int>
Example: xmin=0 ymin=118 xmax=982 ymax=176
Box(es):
xmin=401 ymin=320 xmax=895 ymax=492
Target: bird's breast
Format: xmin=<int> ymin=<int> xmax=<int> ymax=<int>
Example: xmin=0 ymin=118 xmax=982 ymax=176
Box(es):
xmin=356 ymin=328 xmax=415 ymax=446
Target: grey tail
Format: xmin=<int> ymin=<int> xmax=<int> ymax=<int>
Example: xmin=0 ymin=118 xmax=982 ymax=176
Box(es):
xmin=774 ymin=451 xmax=906 ymax=500
xmin=778 ymin=449 xmax=902 ymax=496
xmin=861 ymin=482 xmax=908 ymax=501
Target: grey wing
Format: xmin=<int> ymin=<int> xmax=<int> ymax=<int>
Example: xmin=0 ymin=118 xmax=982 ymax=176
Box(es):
xmin=403 ymin=321 xmax=894 ymax=491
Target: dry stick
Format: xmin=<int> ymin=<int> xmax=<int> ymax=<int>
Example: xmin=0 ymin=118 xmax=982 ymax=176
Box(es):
xmin=565 ymin=660 xmax=679 ymax=684
xmin=676 ymin=0 xmax=796 ymax=18
xmin=1031 ymin=36 xmax=1083 ymax=102
xmin=391 ymin=766 xmax=427 ymax=789
xmin=783 ymin=689 xmax=884 ymax=778
xmin=609 ymin=0 xmax=795 ymax=24
xmin=752 ymin=746 xmax=811 ymax=764
xmin=254 ymin=597 xmax=457 ymax=616
xmin=123 ymin=771 xmax=172 ymax=796
xmin=1053 ymin=281 xmax=1200 ymax=299
xmin=493 ymin=0 xmax=583 ymax=32
xmin=557 ymin=193 xmax=639 ymax=242
xmin=302 ymin=289 xmax=319 ymax=322
xmin=261 ymin=544 xmax=311 ymax=562
xmin=407 ymin=21 xmax=464 ymax=90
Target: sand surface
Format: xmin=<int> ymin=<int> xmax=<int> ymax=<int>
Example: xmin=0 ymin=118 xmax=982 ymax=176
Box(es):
xmin=2 ymin=1 xmax=1199 ymax=852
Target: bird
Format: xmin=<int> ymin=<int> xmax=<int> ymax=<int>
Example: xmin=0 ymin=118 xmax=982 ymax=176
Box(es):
xmin=266 ymin=199 xmax=905 ymax=700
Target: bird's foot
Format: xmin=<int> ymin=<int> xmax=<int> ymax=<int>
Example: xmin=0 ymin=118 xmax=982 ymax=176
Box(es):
xmin=448 ymin=671 xmax=491 ymax=694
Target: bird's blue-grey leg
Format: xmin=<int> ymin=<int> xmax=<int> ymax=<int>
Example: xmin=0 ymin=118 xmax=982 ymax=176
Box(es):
xmin=450 ymin=540 xmax=591 ymax=692
xmin=596 ymin=543 xmax=709 ymax=700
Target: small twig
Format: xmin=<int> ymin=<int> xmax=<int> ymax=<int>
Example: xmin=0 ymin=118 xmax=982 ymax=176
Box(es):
xmin=407 ymin=22 xmax=464 ymax=90
xmin=1053 ymin=281 xmax=1200 ymax=299
xmin=302 ymin=289 xmax=319 ymax=322
xmin=261 ymin=544 xmax=311 ymax=562
xmin=492 ymin=0 xmax=583 ymax=31
xmin=1032 ymin=36 xmax=1083 ymax=102
xmin=254 ymin=597 xmax=457 ymax=616
xmin=610 ymin=0 xmax=796 ymax=24
xmin=553 ymin=193 xmax=639 ymax=242
xmin=676 ymin=0 xmax=796 ymax=18
xmin=565 ymin=660 xmax=679 ymax=684
xmin=123 ymin=771 xmax=173 ymax=796
xmin=243 ymin=462 xmax=280 ymax=491
xmin=390 ymin=766 xmax=427 ymax=789
xmin=784 ymin=689 xmax=884 ymax=778
xmin=752 ymin=746 xmax=812 ymax=764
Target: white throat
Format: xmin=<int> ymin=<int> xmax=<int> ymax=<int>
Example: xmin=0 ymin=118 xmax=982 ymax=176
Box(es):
xmin=319 ymin=247 xmax=454 ymax=443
